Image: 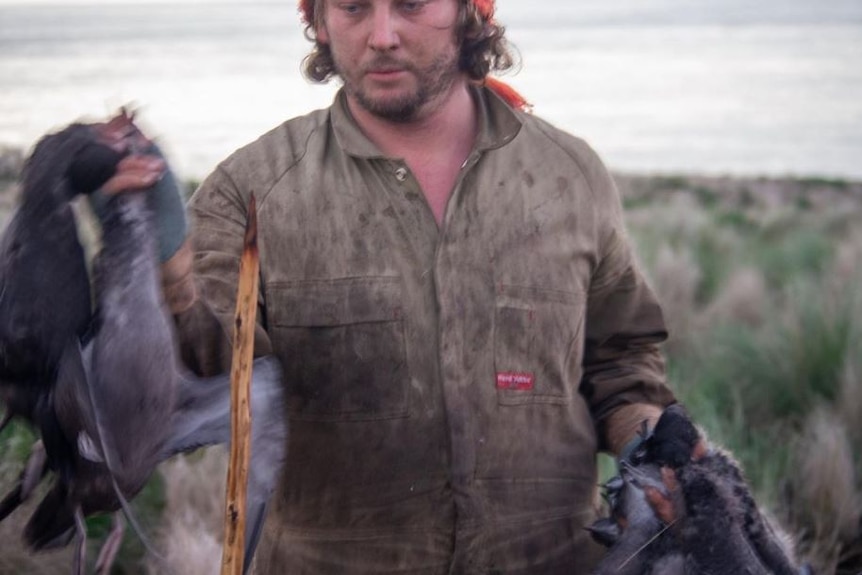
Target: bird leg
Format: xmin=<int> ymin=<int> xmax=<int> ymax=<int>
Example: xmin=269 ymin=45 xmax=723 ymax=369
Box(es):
xmin=94 ymin=512 xmax=125 ymax=575
xmin=0 ymin=407 xmax=12 ymax=435
xmin=73 ymin=507 xmax=87 ymax=575
xmin=21 ymin=440 xmax=47 ymax=495
xmin=0 ymin=439 xmax=48 ymax=522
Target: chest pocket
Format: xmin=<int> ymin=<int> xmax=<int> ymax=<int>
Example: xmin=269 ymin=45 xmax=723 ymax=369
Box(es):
xmin=266 ymin=276 xmax=409 ymax=421
xmin=493 ymin=285 xmax=586 ymax=406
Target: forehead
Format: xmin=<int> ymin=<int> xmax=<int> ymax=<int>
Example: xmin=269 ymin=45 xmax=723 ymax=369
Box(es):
xmin=317 ymin=0 xmax=463 ymax=13
xmin=316 ymin=0 xmax=463 ymax=29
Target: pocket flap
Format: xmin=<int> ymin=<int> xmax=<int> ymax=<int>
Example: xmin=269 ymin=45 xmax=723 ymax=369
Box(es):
xmin=268 ymin=276 xmax=402 ymax=327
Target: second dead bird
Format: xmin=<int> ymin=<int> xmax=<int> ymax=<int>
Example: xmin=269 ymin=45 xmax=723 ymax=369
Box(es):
xmin=589 ymin=405 xmax=810 ymax=575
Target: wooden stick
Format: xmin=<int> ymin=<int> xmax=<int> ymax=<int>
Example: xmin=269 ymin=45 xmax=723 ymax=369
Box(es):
xmin=220 ymin=194 xmax=259 ymax=575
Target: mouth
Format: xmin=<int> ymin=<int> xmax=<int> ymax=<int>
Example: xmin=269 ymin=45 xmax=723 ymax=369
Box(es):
xmin=366 ymin=68 xmax=407 ymax=80
xmin=364 ymin=60 xmax=409 ymax=80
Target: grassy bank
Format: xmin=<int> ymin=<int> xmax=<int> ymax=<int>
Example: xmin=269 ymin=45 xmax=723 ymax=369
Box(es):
xmin=1 ymin=148 xmax=861 ymax=573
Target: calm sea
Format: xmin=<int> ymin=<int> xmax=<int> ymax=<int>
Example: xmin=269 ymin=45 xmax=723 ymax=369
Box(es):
xmin=1 ymin=0 xmax=861 ymax=179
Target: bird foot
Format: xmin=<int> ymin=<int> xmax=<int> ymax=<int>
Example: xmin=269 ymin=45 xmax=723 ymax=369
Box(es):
xmin=73 ymin=507 xmax=87 ymax=575
xmin=94 ymin=512 xmax=125 ymax=575
xmin=0 ymin=439 xmax=48 ymax=522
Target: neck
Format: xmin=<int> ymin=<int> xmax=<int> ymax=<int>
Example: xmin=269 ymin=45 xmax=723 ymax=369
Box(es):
xmin=346 ymin=76 xmax=477 ymax=158
xmin=346 ymin=77 xmax=478 ymax=226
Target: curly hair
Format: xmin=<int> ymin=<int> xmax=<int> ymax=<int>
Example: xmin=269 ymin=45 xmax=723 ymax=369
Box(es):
xmin=301 ymin=0 xmax=515 ymax=83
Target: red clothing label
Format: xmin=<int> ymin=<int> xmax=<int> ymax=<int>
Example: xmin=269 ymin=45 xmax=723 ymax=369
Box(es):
xmin=496 ymin=371 xmax=535 ymax=391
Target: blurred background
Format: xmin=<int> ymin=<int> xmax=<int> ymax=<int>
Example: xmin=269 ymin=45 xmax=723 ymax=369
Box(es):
xmin=1 ymin=0 xmax=861 ymax=179
xmin=1 ymin=0 xmax=860 ymax=573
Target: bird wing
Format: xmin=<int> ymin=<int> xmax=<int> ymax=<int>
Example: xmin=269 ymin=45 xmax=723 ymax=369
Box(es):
xmin=165 ymin=355 xmax=286 ymax=574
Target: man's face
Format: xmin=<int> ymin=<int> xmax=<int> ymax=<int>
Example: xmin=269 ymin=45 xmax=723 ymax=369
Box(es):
xmin=317 ymin=0 xmax=462 ymax=122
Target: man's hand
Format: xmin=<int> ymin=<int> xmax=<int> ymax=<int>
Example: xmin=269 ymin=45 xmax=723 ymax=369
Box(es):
xmin=89 ymin=109 xmax=166 ymax=195
xmin=605 ymin=403 xmax=664 ymax=459
xmin=100 ymin=154 xmax=165 ymax=195
xmin=83 ymin=111 xmax=196 ymax=313
xmin=616 ymin=404 xmax=706 ymax=525
xmin=87 ymin=111 xmax=188 ymax=263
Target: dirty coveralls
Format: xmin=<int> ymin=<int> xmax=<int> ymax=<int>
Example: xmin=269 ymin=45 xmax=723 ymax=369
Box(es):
xmin=173 ymin=86 xmax=675 ymax=574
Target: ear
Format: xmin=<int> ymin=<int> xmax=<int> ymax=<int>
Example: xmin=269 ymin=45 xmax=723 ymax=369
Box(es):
xmin=307 ymin=0 xmax=329 ymax=44
xmin=316 ymin=19 xmax=329 ymax=44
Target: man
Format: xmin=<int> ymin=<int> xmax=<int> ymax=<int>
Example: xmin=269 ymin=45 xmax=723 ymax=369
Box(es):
xmin=114 ymin=0 xmax=675 ymax=572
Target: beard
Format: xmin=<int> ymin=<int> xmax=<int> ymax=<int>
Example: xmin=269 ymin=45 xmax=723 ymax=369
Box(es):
xmin=336 ymin=49 xmax=460 ymax=123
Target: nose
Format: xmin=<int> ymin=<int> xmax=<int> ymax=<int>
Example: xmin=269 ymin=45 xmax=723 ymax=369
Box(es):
xmin=368 ymin=7 xmax=399 ymax=51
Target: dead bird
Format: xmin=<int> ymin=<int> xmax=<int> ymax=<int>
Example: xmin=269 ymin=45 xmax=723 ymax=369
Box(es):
xmin=0 ymin=122 xmax=122 ymax=535
xmin=0 ymin=116 xmax=286 ymax=574
xmin=24 ymin=141 xmax=182 ymax=571
xmin=0 ymin=123 xmax=110 ymax=432
xmin=590 ymin=404 xmax=810 ymax=575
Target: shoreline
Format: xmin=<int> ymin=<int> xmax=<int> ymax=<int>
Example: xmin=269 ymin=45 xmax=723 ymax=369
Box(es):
xmin=613 ymin=171 xmax=862 ymax=212
xmin=2 ymin=146 xmax=861 ymax=213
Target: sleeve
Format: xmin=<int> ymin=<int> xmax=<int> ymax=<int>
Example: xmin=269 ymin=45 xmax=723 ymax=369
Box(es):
xmin=171 ymin=164 xmax=273 ymax=377
xmin=575 ymin=147 xmax=676 ymax=452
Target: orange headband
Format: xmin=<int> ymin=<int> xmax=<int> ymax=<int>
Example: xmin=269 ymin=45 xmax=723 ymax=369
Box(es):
xmin=298 ymin=0 xmax=495 ymax=25
xmin=298 ymin=0 xmax=529 ymax=111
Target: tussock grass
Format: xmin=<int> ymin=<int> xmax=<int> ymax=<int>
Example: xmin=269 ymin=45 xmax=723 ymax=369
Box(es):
xmin=702 ymin=266 xmax=768 ymax=327
xmin=0 ymin=424 xmax=76 ymax=574
xmin=789 ymin=410 xmax=861 ymax=574
xmin=648 ymin=244 xmax=700 ymax=353
xmin=145 ymin=448 xmax=227 ymax=575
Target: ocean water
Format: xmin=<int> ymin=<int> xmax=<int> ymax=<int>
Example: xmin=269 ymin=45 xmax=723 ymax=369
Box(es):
xmin=1 ymin=0 xmax=861 ymax=180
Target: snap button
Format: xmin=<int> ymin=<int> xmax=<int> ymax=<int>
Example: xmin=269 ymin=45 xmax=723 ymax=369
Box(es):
xmin=394 ymin=167 xmax=408 ymax=182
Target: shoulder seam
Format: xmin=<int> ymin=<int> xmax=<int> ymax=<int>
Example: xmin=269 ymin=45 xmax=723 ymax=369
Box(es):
xmin=528 ymin=118 xmax=601 ymax=207
xmin=258 ymin=122 xmax=317 ymax=206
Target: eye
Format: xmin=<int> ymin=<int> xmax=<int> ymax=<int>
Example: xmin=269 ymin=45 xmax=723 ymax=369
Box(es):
xmin=339 ymin=2 xmax=365 ymax=15
xmin=631 ymin=446 xmax=647 ymax=465
xmin=398 ymin=0 xmax=427 ymax=14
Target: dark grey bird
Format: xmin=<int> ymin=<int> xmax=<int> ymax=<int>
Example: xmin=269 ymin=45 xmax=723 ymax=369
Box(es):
xmin=0 ymin=122 xmax=123 ymax=541
xmin=0 ymin=123 xmax=108 ymax=431
xmin=589 ymin=405 xmax=810 ymax=575
xmin=0 ymin=117 xmax=286 ymax=574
